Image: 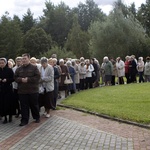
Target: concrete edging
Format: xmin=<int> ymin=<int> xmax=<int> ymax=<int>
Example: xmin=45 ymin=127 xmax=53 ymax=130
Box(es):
xmin=58 ymin=104 xmax=150 ymax=130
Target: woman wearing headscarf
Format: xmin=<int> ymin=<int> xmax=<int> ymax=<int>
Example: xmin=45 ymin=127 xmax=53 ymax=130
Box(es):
xmin=0 ymin=58 xmax=15 ymax=123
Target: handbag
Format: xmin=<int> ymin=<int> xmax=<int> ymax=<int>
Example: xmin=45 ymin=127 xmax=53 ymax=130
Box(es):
xmin=64 ymin=75 xmax=73 ymax=84
xmin=39 ymin=85 xmax=45 ymax=94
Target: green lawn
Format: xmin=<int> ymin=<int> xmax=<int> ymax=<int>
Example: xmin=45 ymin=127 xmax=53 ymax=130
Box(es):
xmin=61 ymin=83 xmax=150 ymax=124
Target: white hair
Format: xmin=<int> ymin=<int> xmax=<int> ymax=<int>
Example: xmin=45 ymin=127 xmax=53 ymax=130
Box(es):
xmin=59 ymin=59 xmax=64 ymax=63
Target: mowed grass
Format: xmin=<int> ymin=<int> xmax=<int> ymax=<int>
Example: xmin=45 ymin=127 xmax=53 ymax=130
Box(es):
xmin=61 ymin=83 xmax=150 ymax=124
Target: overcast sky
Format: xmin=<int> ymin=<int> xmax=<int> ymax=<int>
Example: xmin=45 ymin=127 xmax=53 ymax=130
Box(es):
xmin=0 ymin=0 xmax=146 ymax=19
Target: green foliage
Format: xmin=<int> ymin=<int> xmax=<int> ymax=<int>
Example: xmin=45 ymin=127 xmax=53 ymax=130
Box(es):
xmin=137 ymin=0 xmax=150 ymax=36
xmin=23 ymin=27 xmax=52 ymax=57
xmin=0 ymin=13 xmax=23 ymax=59
xmin=62 ymin=83 xmax=150 ymax=124
xmin=40 ymin=1 xmax=73 ymax=47
xmin=73 ymin=0 xmax=106 ymax=31
xmin=39 ymin=46 xmax=76 ymax=59
xmin=65 ymin=15 xmax=91 ymax=58
xmin=21 ymin=9 xmax=36 ymax=34
xmin=89 ymin=4 xmax=149 ymax=61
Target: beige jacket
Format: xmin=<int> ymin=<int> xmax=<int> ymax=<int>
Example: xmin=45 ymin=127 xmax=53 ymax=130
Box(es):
xmin=39 ymin=64 xmax=54 ymax=92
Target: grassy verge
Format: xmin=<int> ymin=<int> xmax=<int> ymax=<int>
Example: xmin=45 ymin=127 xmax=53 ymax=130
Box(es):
xmin=61 ymin=83 xmax=150 ymax=124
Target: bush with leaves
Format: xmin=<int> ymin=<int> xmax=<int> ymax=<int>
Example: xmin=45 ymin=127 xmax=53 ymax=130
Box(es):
xmin=38 ymin=46 xmax=76 ymax=60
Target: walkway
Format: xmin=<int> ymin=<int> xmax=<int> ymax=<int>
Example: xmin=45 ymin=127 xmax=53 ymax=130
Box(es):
xmin=0 ymin=108 xmax=150 ymax=150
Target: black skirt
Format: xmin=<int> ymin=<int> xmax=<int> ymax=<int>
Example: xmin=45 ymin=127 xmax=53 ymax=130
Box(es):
xmin=0 ymin=91 xmax=16 ymax=116
xmin=38 ymin=90 xmax=54 ymax=109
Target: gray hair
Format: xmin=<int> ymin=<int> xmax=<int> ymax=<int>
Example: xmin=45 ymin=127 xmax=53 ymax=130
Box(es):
xmin=40 ymin=57 xmax=48 ymax=64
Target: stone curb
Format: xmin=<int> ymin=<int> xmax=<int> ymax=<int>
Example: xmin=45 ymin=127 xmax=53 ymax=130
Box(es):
xmin=58 ymin=103 xmax=150 ymax=130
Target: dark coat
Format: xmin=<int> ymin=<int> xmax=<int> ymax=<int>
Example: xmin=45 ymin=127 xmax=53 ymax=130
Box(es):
xmin=59 ymin=65 xmax=68 ymax=91
xmin=67 ymin=66 xmax=76 ymax=91
xmin=14 ymin=63 xmax=40 ymax=94
xmin=0 ymin=66 xmax=15 ymax=116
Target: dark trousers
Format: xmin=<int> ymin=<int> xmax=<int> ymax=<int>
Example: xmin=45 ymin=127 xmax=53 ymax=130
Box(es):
xmin=125 ymin=73 xmax=130 ymax=84
xmin=111 ymin=75 xmax=115 ymax=85
xmin=13 ymin=89 xmax=21 ymax=115
xmin=85 ymin=77 xmax=93 ymax=89
xmin=119 ymin=77 xmax=124 ymax=85
xmin=80 ymin=79 xmax=85 ymax=90
xmin=139 ymin=72 xmax=144 ymax=83
xmin=19 ymin=93 xmax=40 ymax=124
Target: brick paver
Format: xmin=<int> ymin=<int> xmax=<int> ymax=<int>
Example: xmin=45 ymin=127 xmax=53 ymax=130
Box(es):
xmin=9 ymin=116 xmax=133 ymax=150
xmin=0 ymin=108 xmax=150 ymax=150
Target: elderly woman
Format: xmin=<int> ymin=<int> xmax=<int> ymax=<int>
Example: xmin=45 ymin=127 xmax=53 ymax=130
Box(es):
xmin=137 ymin=57 xmax=145 ymax=83
xmin=103 ymin=57 xmax=113 ymax=86
xmin=144 ymin=56 xmax=150 ymax=82
xmin=38 ymin=57 xmax=54 ymax=118
xmin=66 ymin=60 xmax=76 ymax=94
xmin=48 ymin=58 xmax=60 ymax=109
xmin=116 ymin=57 xmax=125 ymax=85
xmin=0 ymin=58 xmax=15 ymax=123
xmin=72 ymin=60 xmax=80 ymax=91
xmin=79 ymin=62 xmax=86 ymax=90
xmin=59 ymin=59 xmax=69 ymax=97
xmin=85 ymin=59 xmax=94 ymax=89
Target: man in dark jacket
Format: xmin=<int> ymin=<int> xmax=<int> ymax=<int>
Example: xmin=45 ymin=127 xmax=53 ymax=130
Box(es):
xmin=15 ymin=53 xmax=40 ymax=126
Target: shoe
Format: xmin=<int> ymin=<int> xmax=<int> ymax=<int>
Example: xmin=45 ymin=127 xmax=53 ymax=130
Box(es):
xmin=35 ymin=119 xmax=40 ymax=123
xmin=3 ymin=116 xmax=8 ymax=124
xmin=15 ymin=113 xmax=20 ymax=118
xmin=9 ymin=116 xmax=12 ymax=122
xmin=43 ymin=112 xmax=47 ymax=116
xmin=3 ymin=119 xmax=8 ymax=124
xmin=46 ymin=114 xmax=50 ymax=118
xmin=19 ymin=122 xmax=28 ymax=126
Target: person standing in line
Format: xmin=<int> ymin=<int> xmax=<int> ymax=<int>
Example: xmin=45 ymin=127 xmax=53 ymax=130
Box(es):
xmin=72 ymin=60 xmax=80 ymax=91
xmin=85 ymin=59 xmax=94 ymax=89
xmin=14 ymin=53 xmax=40 ymax=126
xmin=66 ymin=60 xmax=76 ymax=94
xmin=47 ymin=58 xmax=59 ymax=109
xmin=103 ymin=56 xmax=113 ymax=86
xmin=129 ymin=56 xmax=137 ymax=83
xmin=125 ymin=56 xmax=131 ymax=84
xmin=0 ymin=58 xmax=15 ymax=124
xmin=59 ymin=59 xmax=69 ymax=98
xmin=100 ymin=59 xmax=106 ymax=86
xmin=137 ymin=57 xmax=145 ymax=83
xmin=144 ymin=56 xmax=150 ymax=82
xmin=38 ymin=57 xmax=54 ymax=117
xmin=116 ymin=57 xmax=125 ymax=85
xmin=110 ymin=58 xmax=117 ymax=86
xmin=12 ymin=56 xmax=22 ymax=118
xmin=79 ymin=62 xmax=86 ymax=90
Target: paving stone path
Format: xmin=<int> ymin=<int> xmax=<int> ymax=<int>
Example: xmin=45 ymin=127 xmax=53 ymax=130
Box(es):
xmin=0 ymin=108 xmax=150 ymax=150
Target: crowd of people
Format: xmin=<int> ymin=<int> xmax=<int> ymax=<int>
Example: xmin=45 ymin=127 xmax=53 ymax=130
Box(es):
xmin=0 ymin=53 xmax=150 ymax=126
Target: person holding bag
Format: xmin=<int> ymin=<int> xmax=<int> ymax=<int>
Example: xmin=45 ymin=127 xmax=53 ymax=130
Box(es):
xmin=38 ymin=57 xmax=54 ymax=118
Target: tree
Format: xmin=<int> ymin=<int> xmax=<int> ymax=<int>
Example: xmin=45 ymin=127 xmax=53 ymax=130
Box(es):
xmin=137 ymin=0 xmax=150 ymax=36
xmin=89 ymin=7 xmax=149 ymax=61
xmin=0 ymin=13 xmax=23 ymax=59
xmin=65 ymin=15 xmax=91 ymax=58
xmin=21 ymin=9 xmax=36 ymax=34
xmin=23 ymin=27 xmax=52 ymax=57
xmin=39 ymin=46 xmax=76 ymax=59
xmin=40 ymin=1 xmax=73 ymax=47
xmin=128 ymin=3 xmax=137 ymax=18
xmin=73 ymin=0 xmax=106 ymax=31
